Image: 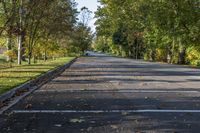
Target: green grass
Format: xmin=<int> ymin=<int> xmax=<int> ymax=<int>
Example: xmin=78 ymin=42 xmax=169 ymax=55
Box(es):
xmin=0 ymin=54 xmax=9 ymax=69
xmin=0 ymin=54 xmax=6 ymax=62
xmin=0 ymin=57 xmax=75 ymax=94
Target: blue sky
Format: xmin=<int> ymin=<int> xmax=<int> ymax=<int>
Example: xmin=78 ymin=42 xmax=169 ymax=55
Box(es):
xmin=75 ymin=0 xmax=99 ymax=31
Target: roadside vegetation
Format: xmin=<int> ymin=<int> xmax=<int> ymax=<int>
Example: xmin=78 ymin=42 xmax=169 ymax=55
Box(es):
xmin=0 ymin=57 xmax=74 ymax=94
xmin=0 ymin=0 xmax=93 ymax=65
xmin=94 ymin=0 xmax=200 ymax=66
xmin=0 ymin=1 xmax=93 ymax=93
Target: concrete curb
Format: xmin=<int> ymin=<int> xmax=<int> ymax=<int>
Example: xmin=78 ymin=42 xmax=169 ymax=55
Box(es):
xmin=0 ymin=58 xmax=77 ymax=114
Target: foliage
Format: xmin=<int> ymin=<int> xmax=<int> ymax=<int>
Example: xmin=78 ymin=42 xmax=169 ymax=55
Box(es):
xmin=186 ymin=46 xmax=200 ymax=66
xmin=95 ymin=0 xmax=200 ymax=65
xmin=0 ymin=0 xmax=93 ymax=65
xmin=72 ymin=23 xmax=93 ymax=54
xmin=3 ymin=49 xmax=16 ymax=61
xmin=92 ymin=36 xmax=110 ymax=53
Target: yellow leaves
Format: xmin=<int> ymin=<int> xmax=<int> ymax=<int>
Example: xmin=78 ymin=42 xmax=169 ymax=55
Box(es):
xmin=155 ymin=48 xmax=167 ymax=62
xmin=70 ymin=118 xmax=85 ymax=123
xmin=186 ymin=46 xmax=200 ymax=65
xmin=24 ymin=104 xmax=32 ymax=109
xmin=111 ymin=125 xmax=118 ymax=129
xmin=3 ymin=50 xmax=16 ymax=60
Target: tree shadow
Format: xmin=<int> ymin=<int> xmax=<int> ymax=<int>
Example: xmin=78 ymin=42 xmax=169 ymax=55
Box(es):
xmin=2 ymin=91 xmax=200 ymax=132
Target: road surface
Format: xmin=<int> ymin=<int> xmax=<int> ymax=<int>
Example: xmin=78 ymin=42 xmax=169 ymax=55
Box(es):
xmin=1 ymin=52 xmax=200 ymax=133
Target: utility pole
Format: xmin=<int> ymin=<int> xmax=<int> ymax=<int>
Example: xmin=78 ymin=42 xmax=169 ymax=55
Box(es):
xmin=18 ymin=0 xmax=23 ymax=65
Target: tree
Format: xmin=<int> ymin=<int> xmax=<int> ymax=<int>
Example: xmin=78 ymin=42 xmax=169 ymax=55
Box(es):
xmin=95 ymin=0 xmax=200 ymax=65
xmin=0 ymin=0 xmax=18 ymax=61
xmin=0 ymin=0 xmax=82 ymax=65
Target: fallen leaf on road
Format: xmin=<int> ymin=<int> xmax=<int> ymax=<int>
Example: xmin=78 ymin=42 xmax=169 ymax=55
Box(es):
xmin=7 ymin=127 xmax=11 ymax=131
xmin=70 ymin=118 xmax=85 ymax=123
xmin=111 ymin=125 xmax=118 ymax=129
xmin=66 ymin=104 xmax=72 ymax=108
xmin=187 ymin=124 xmax=191 ymax=128
xmin=0 ymin=102 xmax=4 ymax=108
xmin=87 ymin=127 xmax=92 ymax=131
xmin=25 ymin=104 xmax=32 ymax=109
xmin=84 ymin=104 xmax=89 ymax=106
xmin=54 ymin=124 xmax=62 ymax=127
xmin=90 ymin=121 xmax=96 ymax=123
xmin=145 ymin=97 xmax=149 ymax=100
xmin=121 ymin=112 xmax=129 ymax=116
xmin=140 ymin=83 xmax=147 ymax=86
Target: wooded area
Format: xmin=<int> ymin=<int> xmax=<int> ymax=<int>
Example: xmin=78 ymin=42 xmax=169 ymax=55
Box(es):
xmin=1 ymin=0 xmax=199 ymax=66
xmin=0 ymin=0 xmax=93 ymax=65
xmin=94 ymin=0 xmax=200 ymax=65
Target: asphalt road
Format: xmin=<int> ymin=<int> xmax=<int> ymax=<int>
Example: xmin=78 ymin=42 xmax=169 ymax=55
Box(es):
xmin=1 ymin=52 xmax=200 ymax=133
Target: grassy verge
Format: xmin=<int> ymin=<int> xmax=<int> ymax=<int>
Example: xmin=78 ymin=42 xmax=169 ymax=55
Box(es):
xmin=0 ymin=54 xmax=6 ymax=63
xmin=0 ymin=57 xmax=75 ymax=94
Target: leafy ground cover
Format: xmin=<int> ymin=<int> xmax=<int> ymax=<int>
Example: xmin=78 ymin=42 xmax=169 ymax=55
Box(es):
xmin=0 ymin=57 xmax=74 ymax=94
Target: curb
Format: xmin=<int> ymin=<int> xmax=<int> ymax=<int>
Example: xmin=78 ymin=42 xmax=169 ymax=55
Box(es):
xmin=0 ymin=58 xmax=77 ymax=114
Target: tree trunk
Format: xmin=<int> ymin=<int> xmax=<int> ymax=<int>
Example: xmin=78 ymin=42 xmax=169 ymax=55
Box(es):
xmin=167 ymin=53 xmax=171 ymax=63
xmin=21 ymin=35 xmax=26 ymax=61
xmin=132 ymin=42 xmax=135 ymax=58
xmin=44 ymin=50 xmax=47 ymax=61
xmin=33 ymin=56 xmax=36 ymax=63
xmin=120 ymin=45 xmax=123 ymax=56
xmin=170 ymin=37 xmax=176 ymax=64
xmin=6 ymin=34 xmax=12 ymax=61
xmin=17 ymin=35 xmax=22 ymax=65
xmin=178 ymin=45 xmax=186 ymax=64
xmin=150 ymin=49 xmax=156 ymax=61
xmin=18 ymin=0 xmax=23 ymax=65
xmin=135 ymin=38 xmax=138 ymax=60
xmin=129 ymin=49 xmax=131 ymax=57
xmin=28 ymin=52 xmax=31 ymax=65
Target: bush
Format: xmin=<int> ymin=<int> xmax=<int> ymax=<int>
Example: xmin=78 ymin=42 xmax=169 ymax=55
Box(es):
xmin=3 ymin=50 xmax=17 ymax=62
xmin=186 ymin=46 xmax=200 ymax=66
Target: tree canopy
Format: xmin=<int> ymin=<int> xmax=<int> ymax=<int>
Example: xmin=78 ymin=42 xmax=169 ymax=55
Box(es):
xmin=0 ymin=0 xmax=93 ymax=65
xmin=94 ymin=0 xmax=200 ymax=65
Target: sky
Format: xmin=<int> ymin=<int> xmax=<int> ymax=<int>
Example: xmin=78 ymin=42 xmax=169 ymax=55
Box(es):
xmin=75 ymin=0 xmax=99 ymax=32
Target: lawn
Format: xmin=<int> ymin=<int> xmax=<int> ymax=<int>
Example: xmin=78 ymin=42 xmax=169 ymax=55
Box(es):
xmin=0 ymin=54 xmax=6 ymax=63
xmin=0 ymin=57 xmax=75 ymax=94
